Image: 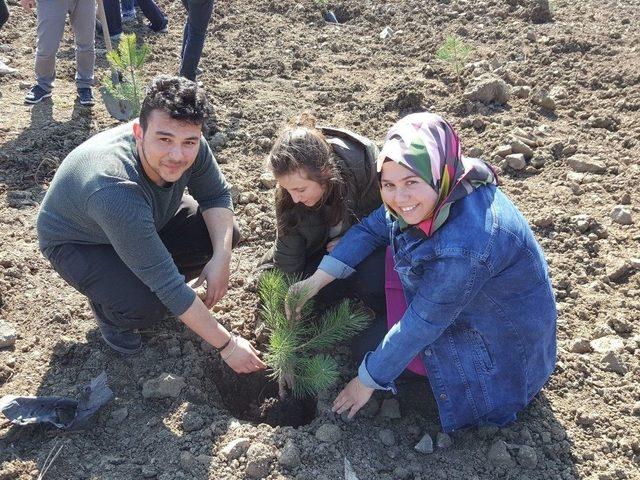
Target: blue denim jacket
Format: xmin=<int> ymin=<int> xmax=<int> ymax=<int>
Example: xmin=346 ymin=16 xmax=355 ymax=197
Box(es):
xmin=319 ymin=186 xmax=557 ymax=432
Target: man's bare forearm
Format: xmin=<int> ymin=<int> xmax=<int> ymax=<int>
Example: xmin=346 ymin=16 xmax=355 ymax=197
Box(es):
xmin=179 ymin=295 xmax=231 ymax=348
xmin=202 ymin=207 xmax=233 ymax=259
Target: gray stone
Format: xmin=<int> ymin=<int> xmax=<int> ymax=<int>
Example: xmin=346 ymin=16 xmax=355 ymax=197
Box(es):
xmin=575 ymin=409 xmax=599 ymax=427
xmin=0 ymin=320 xmax=17 ymax=348
xmin=315 ymin=423 xmax=342 ymax=444
xmin=141 ymin=465 xmax=158 ymax=478
xmin=344 ymin=457 xmax=359 ymax=480
xmin=179 ymin=451 xmax=196 ymax=472
xmin=590 ymin=335 xmax=624 ymax=354
xmin=221 ymin=438 xmax=250 ymax=460
xmin=531 ymin=90 xmax=556 ymax=110
xmin=110 ymin=407 xmax=129 ymax=423
xmin=533 ymin=216 xmax=553 ymax=228
xmin=183 ymin=411 xmax=205 ymax=432
xmin=610 ymin=206 xmax=633 ymax=225
xmin=631 ymin=401 xmax=640 ymax=416
xmin=567 ymin=154 xmax=606 ymax=174
xmin=464 ymin=74 xmax=510 ymax=104
xmin=607 ymin=261 xmax=632 ymax=281
xmin=379 ymin=398 xmax=401 ymax=419
xmin=436 ymin=432 xmax=453 ymax=449
xmin=487 ymin=440 xmax=515 ymax=467
xmin=210 ymin=132 xmax=228 ymax=150
xmin=259 ymin=172 xmax=277 ymax=189
xmin=572 ymin=214 xmax=592 ymax=233
xmin=378 ymin=428 xmax=396 ymax=447
xmin=512 ymin=86 xmax=531 ymax=98
xmin=414 ymin=433 xmax=434 ymax=454
xmin=245 ymin=442 xmax=275 ymax=479
xmin=493 ymin=144 xmax=512 ymax=157
xmin=505 ymin=153 xmax=526 ymax=170
xmin=569 ymin=338 xmax=592 ymax=354
xmin=278 ymin=440 xmax=301 ymax=468
xmin=530 ymin=156 xmax=546 ymax=169
xmin=142 ymin=373 xmax=185 ymax=399
xmin=510 ymin=139 xmax=534 ymax=159
xmin=601 ymin=351 xmax=627 ymax=375
xmin=516 ymin=445 xmax=538 ymax=468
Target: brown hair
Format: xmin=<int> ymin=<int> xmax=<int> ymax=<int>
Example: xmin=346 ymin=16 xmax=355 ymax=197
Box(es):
xmin=268 ymin=113 xmax=349 ymax=234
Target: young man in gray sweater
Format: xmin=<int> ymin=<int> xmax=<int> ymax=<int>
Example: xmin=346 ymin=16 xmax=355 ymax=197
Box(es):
xmin=37 ymin=75 xmax=265 ymax=374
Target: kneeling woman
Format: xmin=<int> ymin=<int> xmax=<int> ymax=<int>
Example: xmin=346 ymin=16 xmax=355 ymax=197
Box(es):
xmin=262 ymin=113 xmax=385 ymax=310
xmin=290 ymin=113 xmax=557 ymax=431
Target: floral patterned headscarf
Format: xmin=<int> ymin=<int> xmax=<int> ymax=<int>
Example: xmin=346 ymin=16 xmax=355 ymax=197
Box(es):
xmin=377 ymin=112 xmax=498 ymax=237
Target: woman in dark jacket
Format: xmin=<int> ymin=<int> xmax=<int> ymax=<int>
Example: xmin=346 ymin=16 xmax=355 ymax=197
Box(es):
xmin=263 ymin=113 xmax=384 ymax=309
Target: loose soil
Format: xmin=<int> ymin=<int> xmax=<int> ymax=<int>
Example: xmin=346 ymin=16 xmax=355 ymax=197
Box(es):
xmin=1 ymin=0 xmax=639 ymax=479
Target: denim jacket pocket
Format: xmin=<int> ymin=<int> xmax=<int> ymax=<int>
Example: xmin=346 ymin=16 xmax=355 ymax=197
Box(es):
xmin=466 ymin=329 xmax=494 ymax=372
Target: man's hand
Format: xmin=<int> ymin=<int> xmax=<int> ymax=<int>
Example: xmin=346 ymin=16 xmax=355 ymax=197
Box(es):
xmin=221 ymin=336 xmax=266 ymax=374
xmin=326 ymin=236 xmax=342 ymax=253
xmin=285 ymin=269 xmax=334 ymax=320
xmin=20 ymin=0 xmax=36 ymax=10
xmin=332 ymin=377 xmax=374 ymax=419
xmin=192 ymin=254 xmax=230 ymax=308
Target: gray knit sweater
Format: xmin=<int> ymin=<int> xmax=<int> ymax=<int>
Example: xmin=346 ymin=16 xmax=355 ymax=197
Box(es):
xmin=37 ymin=122 xmax=232 ymax=316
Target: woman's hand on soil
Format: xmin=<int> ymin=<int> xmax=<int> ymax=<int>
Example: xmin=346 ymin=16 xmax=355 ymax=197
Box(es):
xmin=332 ymin=377 xmax=374 ymax=419
xmin=221 ymin=336 xmax=266 ymax=374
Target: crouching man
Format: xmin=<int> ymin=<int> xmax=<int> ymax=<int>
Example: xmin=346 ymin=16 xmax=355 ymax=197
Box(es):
xmin=36 ymin=75 xmax=265 ymax=374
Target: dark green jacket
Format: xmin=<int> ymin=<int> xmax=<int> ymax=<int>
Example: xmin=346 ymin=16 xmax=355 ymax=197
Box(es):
xmin=265 ymin=127 xmax=381 ymax=275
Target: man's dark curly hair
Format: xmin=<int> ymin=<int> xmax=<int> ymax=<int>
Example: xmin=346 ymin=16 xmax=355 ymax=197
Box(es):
xmin=139 ymin=75 xmax=212 ymax=131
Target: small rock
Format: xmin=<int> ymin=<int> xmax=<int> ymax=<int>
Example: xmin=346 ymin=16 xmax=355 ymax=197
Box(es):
xmin=183 ymin=411 xmax=205 ymax=432
xmin=601 ymin=351 xmax=627 ymax=375
xmin=575 ymin=409 xmax=599 ymax=427
xmin=378 ymin=398 xmax=401 ymax=419
xmin=590 ymin=336 xmax=624 ymax=354
xmin=210 ymin=132 xmax=228 ymax=151
xmin=631 ymin=401 xmax=640 ymax=416
xmin=141 ymin=465 xmax=158 ymax=478
xmin=245 ymin=442 xmax=275 ymax=479
xmin=179 ymin=451 xmax=196 ymax=472
xmin=344 ymin=457 xmax=359 ymax=480
xmin=573 ymin=214 xmax=592 ymax=233
xmin=510 ymin=139 xmax=534 ymax=159
xmin=380 ymin=26 xmax=394 ymax=39
xmin=221 ymin=437 xmax=251 ymax=460
xmin=516 ymin=445 xmax=538 ymax=468
xmin=505 ymin=153 xmax=526 ymax=170
xmin=256 ymin=137 xmax=273 ymax=151
xmin=315 ymin=423 xmax=342 ymax=444
xmin=531 ymin=90 xmax=555 ymax=110
xmin=142 ymin=373 xmax=185 ymax=399
xmin=436 ymin=432 xmax=453 ymax=449
xmin=378 ymin=428 xmax=396 ymax=447
xmin=414 ymin=433 xmax=434 ymax=454
xmin=512 ymin=86 xmax=531 ymax=98
xmin=238 ymin=192 xmax=259 ymax=204
xmin=278 ymin=440 xmax=301 ymax=469
xmin=530 ymin=156 xmax=546 ymax=169
xmin=110 ymin=407 xmax=129 ymax=424
xmin=567 ymin=154 xmax=606 ymax=174
xmin=607 ymin=261 xmax=632 ymax=281
xmin=487 ymin=440 xmax=515 ymax=467
xmin=610 ymin=206 xmax=633 ymax=225
xmin=0 ymin=320 xmax=17 ymax=348
xmin=533 ymin=216 xmax=553 ymax=228
xmin=259 ymin=171 xmax=277 ymax=189
xmin=493 ymin=144 xmax=512 ymax=157
xmin=464 ymin=74 xmax=510 ymax=104
xmin=569 ymin=338 xmax=592 ymax=354
xmin=7 ymin=190 xmax=36 ymax=208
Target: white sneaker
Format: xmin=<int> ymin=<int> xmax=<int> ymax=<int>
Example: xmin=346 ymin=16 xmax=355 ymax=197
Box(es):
xmin=0 ymin=60 xmax=16 ymax=75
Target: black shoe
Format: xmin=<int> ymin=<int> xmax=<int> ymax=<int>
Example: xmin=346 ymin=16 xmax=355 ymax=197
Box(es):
xmin=77 ymin=88 xmax=95 ymax=106
xmin=25 ymin=85 xmax=51 ymax=104
xmin=90 ymin=302 xmax=142 ymax=355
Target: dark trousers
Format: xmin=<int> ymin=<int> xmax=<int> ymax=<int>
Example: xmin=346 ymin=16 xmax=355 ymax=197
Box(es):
xmin=102 ymin=0 xmax=166 ymax=36
xmin=179 ymin=0 xmax=214 ymax=81
xmin=0 ymin=0 xmax=8 ymax=30
xmin=46 ymin=195 xmax=239 ymax=330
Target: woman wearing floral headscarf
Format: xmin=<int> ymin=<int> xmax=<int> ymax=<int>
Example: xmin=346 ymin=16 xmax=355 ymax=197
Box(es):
xmin=288 ymin=112 xmax=557 ymax=432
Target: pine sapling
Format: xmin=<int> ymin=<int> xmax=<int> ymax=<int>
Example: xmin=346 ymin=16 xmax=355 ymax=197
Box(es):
xmin=104 ymin=33 xmax=150 ymax=118
xmin=258 ymin=269 xmax=370 ymax=400
xmin=436 ymin=35 xmax=473 ymax=88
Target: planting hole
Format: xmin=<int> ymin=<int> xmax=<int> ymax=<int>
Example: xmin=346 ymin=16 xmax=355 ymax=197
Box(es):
xmin=211 ymin=360 xmax=317 ymax=428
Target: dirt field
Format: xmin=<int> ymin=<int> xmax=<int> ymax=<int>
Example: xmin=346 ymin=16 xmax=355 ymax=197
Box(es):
xmin=1 ymin=0 xmax=639 ymax=478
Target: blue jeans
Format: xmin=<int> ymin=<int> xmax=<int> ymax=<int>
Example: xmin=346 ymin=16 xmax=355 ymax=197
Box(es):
xmin=120 ymin=0 xmax=135 ymax=15
xmin=180 ymin=0 xmax=214 ymax=81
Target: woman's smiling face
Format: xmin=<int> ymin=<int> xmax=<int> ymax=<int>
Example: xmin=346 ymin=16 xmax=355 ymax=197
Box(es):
xmin=380 ymin=160 xmax=439 ymax=225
